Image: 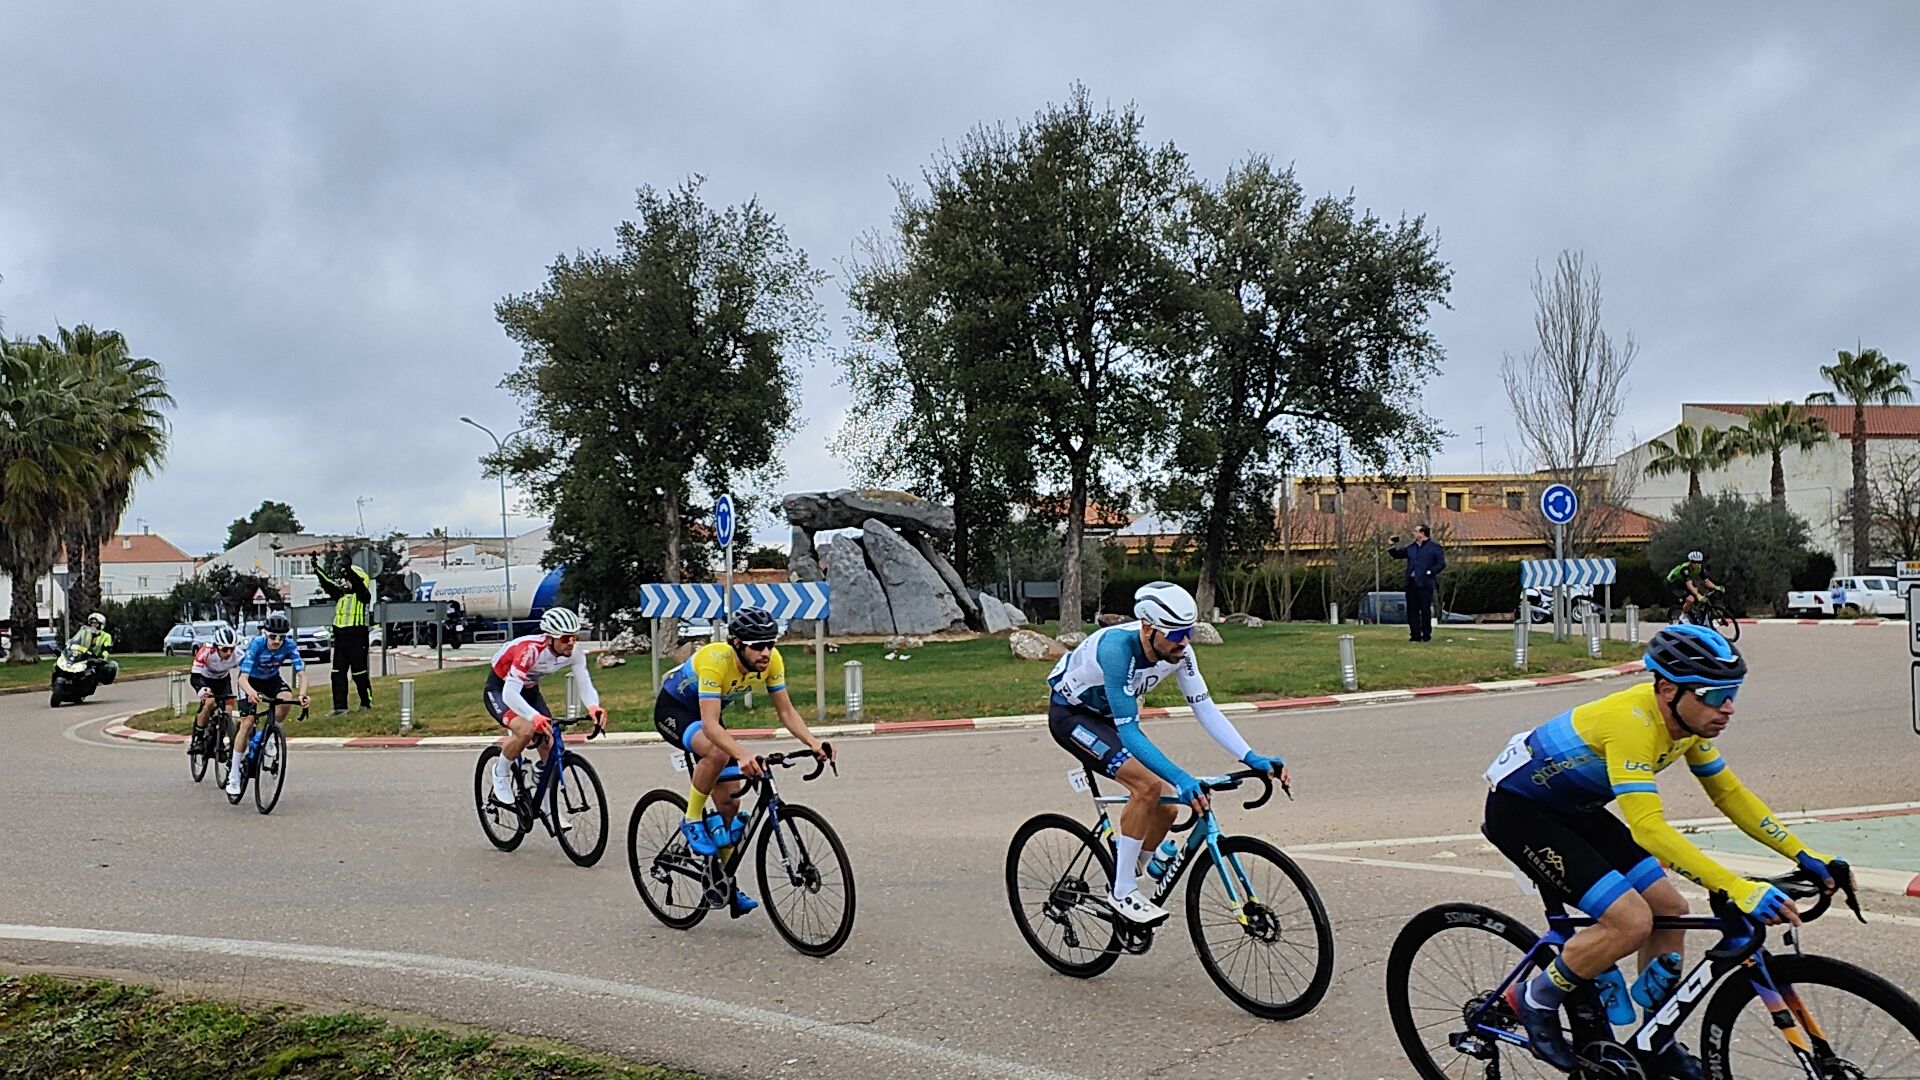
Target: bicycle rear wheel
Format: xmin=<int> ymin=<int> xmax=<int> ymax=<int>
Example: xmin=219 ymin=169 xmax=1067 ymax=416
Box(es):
xmin=1184 ymin=835 xmax=1334 ymax=1020
xmin=1386 ymin=903 xmax=1559 ymax=1080
xmin=211 ymin=715 xmax=233 ymax=792
xmin=627 ymin=789 xmax=711 ymax=930
xmin=253 ymin=723 xmax=287 ymax=814
xmin=188 ymin=718 xmax=211 ymax=783
xmin=756 ymin=802 xmax=855 ymax=957
xmin=1700 ymin=952 xmax=1920 ymax=1079
xmin=1004 ymin=813 xmax=1120 ymax=978
xmin=551 ymin=754 xmax=608 ymax=867
xmin=473 ymin=746 xmax=526 ymax=852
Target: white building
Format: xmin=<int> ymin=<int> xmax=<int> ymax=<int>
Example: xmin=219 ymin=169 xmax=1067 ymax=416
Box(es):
xmin=1613 ymin=402 xmax=1920 ymax=574
xmin=0 ymin=531 xmax=195 ymax=624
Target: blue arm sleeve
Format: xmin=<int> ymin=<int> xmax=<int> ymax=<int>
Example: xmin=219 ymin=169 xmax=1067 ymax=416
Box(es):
xmin=1116 ymin=719 xmax=1196 ymax=794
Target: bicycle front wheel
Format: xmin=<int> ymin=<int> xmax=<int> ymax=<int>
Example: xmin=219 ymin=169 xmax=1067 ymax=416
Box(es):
xmin=627 ymin=789 xmax=710 ymax=930
xmin=1386 ymin=902 xmax=1559 ymax=1080
xmin=188 ymin=720 xmax=211 ymax=783
xmin=1701 ymin=952 xmax=1920 ymax=1079
xmin=1004 ymin=813 xmax=1120 ymax=979
xmin=1713 ymin=604 xmax=1742 ymax=642
xmin=756 ymin=802 xmax=855 ymax=957
xmin=1184 ymin=835 xmax=1334 ymax=1020
xmin=253 ymin=724 xmax=287 ymax=814
xmin=211 ymin=715 xmax=233 ymax=792
xmin=551 ymin=753 xmax=608 ymax=867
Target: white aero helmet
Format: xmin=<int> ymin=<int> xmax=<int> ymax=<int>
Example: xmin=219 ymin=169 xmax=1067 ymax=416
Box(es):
xmin=539 ymin=607 xmax=581 ymax=636
xmin=1132 ymin=581 xmax=1197 ymax=632
xmin=212 ymin=626 xmax=239 ymax=648
xmin=1687 ymin=551 xmax=1704 ymax=562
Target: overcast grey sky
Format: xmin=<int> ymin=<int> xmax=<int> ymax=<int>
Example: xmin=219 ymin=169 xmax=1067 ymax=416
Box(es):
xmin=4 ymin=2 xmax=1916 ymax=557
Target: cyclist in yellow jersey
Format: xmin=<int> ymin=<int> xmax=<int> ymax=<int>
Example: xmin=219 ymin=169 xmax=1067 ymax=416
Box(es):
xmin=654 ymin=606 xmax=835 ymax=917
xmin=1481 ymin=624 xmax=1845 ymax=1075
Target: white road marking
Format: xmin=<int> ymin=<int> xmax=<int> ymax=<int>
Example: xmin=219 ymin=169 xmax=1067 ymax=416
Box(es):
xmin=0 ymin=924 xmax=1089 ymax=1080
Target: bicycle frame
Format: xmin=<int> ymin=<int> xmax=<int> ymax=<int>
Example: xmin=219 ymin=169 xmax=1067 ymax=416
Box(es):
xmin=1081 ymin=767 xmax=1271 ymax=922
xmin=665 ymin=748 xmax=830 ymax=897
xmin=513 ymin=723 xmax=582 ymax=836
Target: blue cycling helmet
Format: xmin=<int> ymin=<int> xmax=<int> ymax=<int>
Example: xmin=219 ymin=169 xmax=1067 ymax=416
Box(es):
xmin=1642 ymin=624 xmax=1746 ymax=687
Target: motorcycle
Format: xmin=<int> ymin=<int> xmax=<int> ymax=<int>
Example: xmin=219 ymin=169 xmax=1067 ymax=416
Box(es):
xmin=49 ymin=647 xmax=119 ymax=708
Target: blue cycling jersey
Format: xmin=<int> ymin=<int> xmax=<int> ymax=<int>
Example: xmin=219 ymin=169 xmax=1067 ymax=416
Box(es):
xmin=240 ymin=635 xmax=304 ymax=679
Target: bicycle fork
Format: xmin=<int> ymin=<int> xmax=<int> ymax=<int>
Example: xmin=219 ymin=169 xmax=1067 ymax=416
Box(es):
xmin=1745 ymin=957 xmax=1837 ymax=1074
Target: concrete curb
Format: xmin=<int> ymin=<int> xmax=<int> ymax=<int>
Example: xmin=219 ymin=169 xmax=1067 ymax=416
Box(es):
xmin=108 ymin=661 xmax=1650 ymax=749
xmin=1747 ymin=618 xmax=1901 ymax=627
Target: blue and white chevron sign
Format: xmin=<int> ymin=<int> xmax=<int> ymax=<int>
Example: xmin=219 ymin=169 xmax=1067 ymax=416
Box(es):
xmin=1521 ymin=558 xmax=1617 ymax=589
xmin=731 ymin=582 xmax=831 ymax=621
xmin=637 ymin=583 xmax=725 ymax=619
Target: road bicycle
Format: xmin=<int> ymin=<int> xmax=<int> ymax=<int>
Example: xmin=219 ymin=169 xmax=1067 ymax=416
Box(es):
xmin=627 ymin=744 xmax=855 ymax=957
xmin=1384 ymin=865 xmax=1920 ymax=1078
xmin=1679 ymin=587 xmax=1740 ymax=642
xmin=226 ymin=695 xmax=307 ymax=815
xmin=1005 ymin=766 xmax=1335 ymax=1020
xmin=473 ymin=716 xmax=609 ymax=867
xmin=186 ymin=693 xmax=236 ymax=785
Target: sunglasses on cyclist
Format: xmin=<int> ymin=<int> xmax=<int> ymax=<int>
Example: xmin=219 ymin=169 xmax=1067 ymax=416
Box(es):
xmin=1691 ymin=685 xmax=1739 ymax=708
xmin=551 ymin=634 xmax=578 ymax=645
xmin=742 ymin=640 xmax=776 ymax=653
xmin=1161 ymin=626 xmax=1193 ymax=643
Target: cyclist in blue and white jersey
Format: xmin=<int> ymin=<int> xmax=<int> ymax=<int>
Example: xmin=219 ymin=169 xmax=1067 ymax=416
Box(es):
xmin=227 ymin=612 xmax=309 ymax=796
xmin=1045 ymin=581 xmax=1291 ymax=926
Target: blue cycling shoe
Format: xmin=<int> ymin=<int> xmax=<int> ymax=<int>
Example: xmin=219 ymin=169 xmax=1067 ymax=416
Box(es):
xmin=679 ymin=817 xmax=721 ymax=857
xmin=729 ymin=888 xmax=759 ymax=919
xmin=727 ymin=814 xmax=748 ymax=846
xmin=1504 ymin=985 xmax=1579 ymax=1071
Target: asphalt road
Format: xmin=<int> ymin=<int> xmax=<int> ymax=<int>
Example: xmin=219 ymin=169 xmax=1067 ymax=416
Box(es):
xmin=3 ymin=626 xmax=1917 ymax=1078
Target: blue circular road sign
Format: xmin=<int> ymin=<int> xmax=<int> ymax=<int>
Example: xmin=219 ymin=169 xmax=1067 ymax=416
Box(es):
xmin=1540 ymin=483 xmax=1579 ymax=526
xmin=714 ymin=494 xmax=735 ymax=548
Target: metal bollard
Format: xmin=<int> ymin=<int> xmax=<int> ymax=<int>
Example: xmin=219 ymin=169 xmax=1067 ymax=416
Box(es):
xmin=1625 ymin=604 xmax=1640 ymax=645
xmin=1585 ymin=609 xmax=1603 ymax=658
xmin=169 ymin=671 xmax=189 ymax=717
xmin=564 ymin=671 xmax=580 ymax=720
xmin=1329 ymin=603 xmax=1340 ymax=625
xmin=1338 ymin=633 xmax=1357 ymax=691
xmin=397 ymin=678 xmax=415 ymax=733
xmin=844 ymin=660 xmax=865 ymax=721
xmin=1512 ymin=612 xmax=1530 ymax=670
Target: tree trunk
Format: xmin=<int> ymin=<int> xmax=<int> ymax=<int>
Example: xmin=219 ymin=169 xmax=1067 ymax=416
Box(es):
xmin=1687 ymin=471 xmax=1702 ymax=499
xmin=1195 ymin=447 xmax=1247 ymax=621
xmin=661 ymin=488 xmax=683 ymax=641
xmin=1059 ymin=461 xmax=1089 ymax=634
xmin=1770 ymin=451 xmax=1786 ymax=511
xmin=1852 ymin=415 xmax=1870 ymax=572
xmin=64 ymin=526 xmax=93 ymax=619
xmin=7 ymin=567 xmax=46 ymax=664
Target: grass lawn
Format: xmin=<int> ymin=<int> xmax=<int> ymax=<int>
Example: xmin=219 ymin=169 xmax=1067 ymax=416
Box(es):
xmin=0 ymin=971 xmax=699 ymax=1079
xmin=131 ymin=623 xmax=1639 ymax=739
xmin=0 ymin=652 xmax=183 ymax=692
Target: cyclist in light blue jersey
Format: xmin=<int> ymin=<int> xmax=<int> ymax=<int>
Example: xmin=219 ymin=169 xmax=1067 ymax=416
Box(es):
xmin=227 ymin=612 xmax=309 ymax=796
xmin=1045 ymin=581 xmax=1290 ymax=925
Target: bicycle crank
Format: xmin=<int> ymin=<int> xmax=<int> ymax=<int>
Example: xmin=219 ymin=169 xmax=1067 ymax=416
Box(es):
xmin=1572 ymin=1041 xmax=1647 ymax=1080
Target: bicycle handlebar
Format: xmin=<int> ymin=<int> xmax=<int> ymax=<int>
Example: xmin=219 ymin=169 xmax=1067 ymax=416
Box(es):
xmin=1710 ymin=861 xmax=1864 ymax=928
xmin=756 ymin=741 xmax=836 ymax=782
xmin=1161 ymin=768 xmax=1280 ymax=831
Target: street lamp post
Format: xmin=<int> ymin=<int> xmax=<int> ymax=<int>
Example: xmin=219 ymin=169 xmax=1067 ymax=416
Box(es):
xmin=461 ymin=417 xmax=527 ymax=635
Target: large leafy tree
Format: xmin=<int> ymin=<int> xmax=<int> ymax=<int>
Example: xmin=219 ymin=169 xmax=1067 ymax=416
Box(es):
xmin=1727 ymin=402 xmax=1830 ymax=510
xmin=225 ymin=500 xmax=304 ymax=550
xmin=0 ymin=339 xmax=105 ymax=662
xmin=494 ymin=178 xmax=822 ymax=624
xmin=1808 ymin=345 xmax=1912 ymax=571
xmin=1164 ymin=158 xmax=1450 ymax=616
xmin=1644 ymin=423 xmax=1736 ymax=498
xmin=1650 ymin=493 xmax=1813 ymax=616
xmin=41 ymin=325 xmax=172 ymax=617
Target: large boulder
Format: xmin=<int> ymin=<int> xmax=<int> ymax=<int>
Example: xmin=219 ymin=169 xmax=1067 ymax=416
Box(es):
xmin=1056 ymin=630 xmax=1088 ymax=648
xmin=788 ymin=527 xmax=824 ymax=582
xmin=1191 ymin=622 xmax=1224 ymax=645
xmin=823 ymin=536 xmax=895 ymax=636
xmin=1003 ymin=599 xmax=1029 ymax=627
xmin=783 ymin=489 xmax=955 ymax=538
xmin=978 ymin=591 xmax=1013 ymax=634
xmin=911 ymin=533 xmax=982 ymax=629
xmin=862 ymin=519 xmax=964 ymax=634
xmin=1009 ymin=628 xmax=1067 ymax=661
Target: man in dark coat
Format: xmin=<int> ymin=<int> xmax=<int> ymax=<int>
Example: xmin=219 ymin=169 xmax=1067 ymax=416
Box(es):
xmin=1388 ymin=525 xmax=1446 ymax=642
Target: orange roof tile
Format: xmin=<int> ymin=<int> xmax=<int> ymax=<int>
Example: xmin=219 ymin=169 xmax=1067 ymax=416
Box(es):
xmin=86 ymin=534 xmax=193 ymax=564
xmin=1690 ymin=403 xmax=1920 ymax=438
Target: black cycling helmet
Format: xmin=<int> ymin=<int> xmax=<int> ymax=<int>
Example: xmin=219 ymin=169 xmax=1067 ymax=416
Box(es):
xmin=727 ymin=606 xmax=779 ymax=643
xmin=263 ymin=612 xmax=293 ymax=636
xmin=1642 ymin=624 xmax=1745 ymax=687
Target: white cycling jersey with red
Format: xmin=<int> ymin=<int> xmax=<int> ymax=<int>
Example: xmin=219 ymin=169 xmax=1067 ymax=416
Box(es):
xmin=488 ymin=634 xmax=600 ymax=721
xmin=191 ymin=644 xmax=245 ymax=679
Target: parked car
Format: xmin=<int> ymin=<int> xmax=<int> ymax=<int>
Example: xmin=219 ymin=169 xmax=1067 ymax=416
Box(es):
xmin=1784 ymin=576 xmax=1907 ymax=618
xmin=1358 ymin=591 xmax=1475 ymax=626
xmin=239 ymin=616 xmax=333 ymax=663
xmin=163 ymin=621 xmax=235 ymax=656
xmin=0 ymin=627 xmax=59 ymax=655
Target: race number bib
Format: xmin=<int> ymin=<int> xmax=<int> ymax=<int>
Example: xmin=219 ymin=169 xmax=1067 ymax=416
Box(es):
xmin=1485 ymin=730 xmax=1532 ymax=787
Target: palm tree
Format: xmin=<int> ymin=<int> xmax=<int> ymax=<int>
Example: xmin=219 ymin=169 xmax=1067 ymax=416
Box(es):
xmin=1728 ymin=402 xmax=1832 ymax=510
xmin=1644 ymin=423 xmax=1736 ymax=498
xmin=40 ymin=326 xmax=173 ymax=618
xmin=1809 ymin=345 xmax=1913 ymax=571
xmin=0 ymin=340 xmax=106 ymax=663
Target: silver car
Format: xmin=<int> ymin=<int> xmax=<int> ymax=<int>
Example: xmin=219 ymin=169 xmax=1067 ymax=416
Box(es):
xmin=163 ymin=621 xmax=235 ymax=656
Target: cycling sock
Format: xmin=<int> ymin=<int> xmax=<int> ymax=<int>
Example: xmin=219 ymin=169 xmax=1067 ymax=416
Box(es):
xmin=1113 ymin=836 xmax=1144 ymax=898
xmin=1526 ymin=955 xmax=1583 ymax=1010
xmin=685 ymin=787 xmax=709 ymax=822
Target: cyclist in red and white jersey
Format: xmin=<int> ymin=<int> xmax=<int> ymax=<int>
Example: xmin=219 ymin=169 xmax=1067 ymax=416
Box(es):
xmin=482 ymin=607 xmax=605 ymax=804
xmin=188 ymin=625 xmax=244 ymax=737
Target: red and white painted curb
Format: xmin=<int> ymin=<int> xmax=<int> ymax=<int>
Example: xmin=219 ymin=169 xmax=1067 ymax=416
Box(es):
xmin=105 ymin=661 xmax=1650 ymax=749
xmin=1746 ymin=618 xmax=1903 ymax=627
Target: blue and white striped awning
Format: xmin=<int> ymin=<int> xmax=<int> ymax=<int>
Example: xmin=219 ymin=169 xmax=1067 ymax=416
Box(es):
xmin=1521 ymin=558 xmax=1617 ymax=589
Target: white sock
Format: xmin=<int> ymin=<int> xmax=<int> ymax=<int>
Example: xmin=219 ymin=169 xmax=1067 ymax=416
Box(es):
xmin=1113 ymin=836 xmax=1144 ymax=899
